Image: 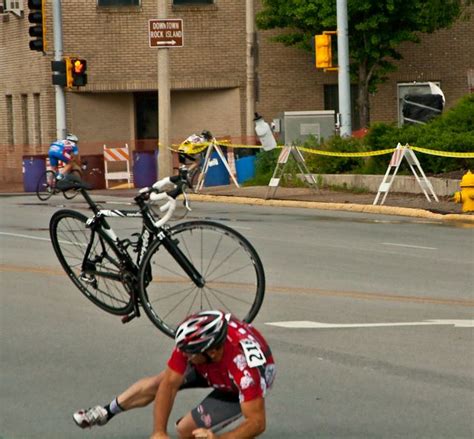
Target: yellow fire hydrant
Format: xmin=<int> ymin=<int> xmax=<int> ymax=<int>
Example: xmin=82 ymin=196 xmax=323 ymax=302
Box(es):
xmin=453 ymin=170 xmax=474 ymax=212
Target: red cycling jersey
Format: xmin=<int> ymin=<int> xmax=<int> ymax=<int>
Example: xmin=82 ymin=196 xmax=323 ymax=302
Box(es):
xmin=168 ymin=316 xmax=275 ymax=403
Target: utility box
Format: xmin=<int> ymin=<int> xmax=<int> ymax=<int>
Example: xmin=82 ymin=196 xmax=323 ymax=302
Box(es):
xmin=273 ymin=110 xmax=335 ymax=145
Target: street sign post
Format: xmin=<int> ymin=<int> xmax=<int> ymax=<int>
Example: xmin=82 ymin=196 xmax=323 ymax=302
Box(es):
xmin=149 ymin=18 xmax=183 ymax=48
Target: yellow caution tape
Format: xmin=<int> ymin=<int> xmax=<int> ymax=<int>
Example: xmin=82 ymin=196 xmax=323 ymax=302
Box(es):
xmin=171 ymin=141 xmax=473 ymax=158
xmin=409 ymin=145 xmax=474 ymax=158
xmin=297 ymin=146 xmax=396 ymax=157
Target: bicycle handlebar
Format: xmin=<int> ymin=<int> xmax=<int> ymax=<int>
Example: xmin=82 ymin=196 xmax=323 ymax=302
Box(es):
xmin=134 ymin=167 xmax=190 ymax=228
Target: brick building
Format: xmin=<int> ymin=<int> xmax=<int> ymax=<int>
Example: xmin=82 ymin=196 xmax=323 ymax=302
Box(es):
xmin=1 ymin=1 xmax=473 ymax=185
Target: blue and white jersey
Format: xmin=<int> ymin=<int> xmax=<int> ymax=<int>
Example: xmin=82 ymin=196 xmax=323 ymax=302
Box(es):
xmin=49 ymin=139 xmax=79 ymax=158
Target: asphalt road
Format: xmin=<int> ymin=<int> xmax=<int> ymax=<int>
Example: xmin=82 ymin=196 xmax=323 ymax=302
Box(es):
xmin=1 ymin=195 xmax=473 ymax=439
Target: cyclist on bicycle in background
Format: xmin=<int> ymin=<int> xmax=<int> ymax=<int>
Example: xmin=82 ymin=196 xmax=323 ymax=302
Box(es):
xmin=73 ymin=310 xmax=276 ymax=439
xmin=48 ymin=133 xmax=79 ymax=180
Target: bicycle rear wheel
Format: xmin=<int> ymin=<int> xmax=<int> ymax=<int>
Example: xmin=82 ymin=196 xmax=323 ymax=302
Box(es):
xmin=49 ymin=209 xmax=134 ymax=315
xmin=36 ymin=170 xmax=56 ymax=201
xmin=63 ymin=170 xmax=82 ymax=200
xmin=138 ymin=220 xmax=265 ymax=337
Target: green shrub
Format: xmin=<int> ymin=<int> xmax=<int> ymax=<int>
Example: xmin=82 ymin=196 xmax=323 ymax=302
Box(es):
xmin=248 ymin=94 xmax=473 ymax=184
xmin=303 ymin=135 xmax=366 ymax=174
xmin=364 ymin=94 xmax=474 ymax=174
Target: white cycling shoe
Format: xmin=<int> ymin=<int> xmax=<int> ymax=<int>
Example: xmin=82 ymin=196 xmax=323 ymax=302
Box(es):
xmin=73 ymin=405 xmax=108 ymax=429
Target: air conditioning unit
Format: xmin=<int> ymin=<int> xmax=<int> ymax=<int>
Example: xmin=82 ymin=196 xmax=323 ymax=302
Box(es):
xmin=4 ymin=0 xmax=24 ymax=17
xmin=274 ymin=110 xmax=336 ymax=146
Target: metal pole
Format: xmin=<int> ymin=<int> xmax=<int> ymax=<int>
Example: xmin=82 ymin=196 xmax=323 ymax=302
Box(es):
xmin=246 ymin=0 xmax=256 ymax=141
xmin=337 ymin=0 xmax=352 ymax=137
xmin=52 ymin=0 xmax=66 ymax=139
xmin=157 ymin=0 xmax=172 ymax=178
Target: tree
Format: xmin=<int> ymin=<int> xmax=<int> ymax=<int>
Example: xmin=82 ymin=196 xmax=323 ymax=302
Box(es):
xmin=256 ymin=0 xmax=471 ymax=128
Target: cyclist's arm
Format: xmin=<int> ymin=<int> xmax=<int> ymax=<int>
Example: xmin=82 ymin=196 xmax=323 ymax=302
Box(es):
xmin=150 ymin=367 xmax=184 ymax=439
xmin=193 ymin=397 xmax=266 ymax=439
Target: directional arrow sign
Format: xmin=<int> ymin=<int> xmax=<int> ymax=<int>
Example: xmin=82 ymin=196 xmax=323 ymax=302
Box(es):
xmin=266 ymin=320 xmax=474 ymax=329
xmin=149 ymin=19 xmax=183 ymax=48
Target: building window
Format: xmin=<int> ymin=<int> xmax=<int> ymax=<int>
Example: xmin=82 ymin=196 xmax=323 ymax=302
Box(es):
xmin=33 ymin=93 xmax=42 ymax=150
xmin=6 ymin=95 xmax=14 ymax=149
xmin=21 ymin=94 xmax=30 ymax=147
xmin=173 ymin=0 xmax=213 ymax=5
xmin=97 ymin=0 xmax=140 ymax=6
xmin=135 ymin=93 xmax=158 ymax=150
xmin=397 ymin=82 xmax=441 ymax=126
xmin=324 ymin=84 xmax=360 ymax=131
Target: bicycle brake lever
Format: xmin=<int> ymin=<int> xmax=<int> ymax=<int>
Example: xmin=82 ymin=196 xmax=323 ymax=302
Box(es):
xmin=182 ymin=190 xmax=192 ymax=212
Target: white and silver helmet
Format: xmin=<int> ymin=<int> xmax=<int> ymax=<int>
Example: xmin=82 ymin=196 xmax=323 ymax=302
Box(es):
xmin=66 ymin=133 xmax=79 ymax=143
xmin=175 ymin=310 xmax=228 ymax=354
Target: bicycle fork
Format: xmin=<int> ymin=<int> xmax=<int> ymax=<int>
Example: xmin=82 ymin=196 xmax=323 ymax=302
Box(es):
xmin=160 ymin=233 xmax=206 ymax=288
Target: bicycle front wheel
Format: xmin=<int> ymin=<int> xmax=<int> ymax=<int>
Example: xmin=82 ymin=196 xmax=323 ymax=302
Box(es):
xmin=36 ymin=170 xmax=56 ymax=201
xmin=50 ymin=209 xmax=134 ymax=315
xmin=62 ymin=170 xmax=82 ymax=200
xmin=138 ymin=220 xmax=265 ymax=337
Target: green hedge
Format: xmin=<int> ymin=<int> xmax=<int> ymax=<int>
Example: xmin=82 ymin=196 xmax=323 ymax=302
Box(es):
xmin=250 ymin=94 xmax=473 ymax=184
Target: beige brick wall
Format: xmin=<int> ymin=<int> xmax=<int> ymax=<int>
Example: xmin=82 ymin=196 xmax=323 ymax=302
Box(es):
xmin=1 ymin=1 xmax=472 ymax=185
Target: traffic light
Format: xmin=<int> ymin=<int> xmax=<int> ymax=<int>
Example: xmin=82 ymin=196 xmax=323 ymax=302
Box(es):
xmin=315 ymin=34 xmax=332 ymax=69
xmin=69 ymin=58 xmax=88 ymax=87
xmin=28 ymin=0 xmax=46 ymax=52
xmin=51 ymin=60 xmax=67 ymax=87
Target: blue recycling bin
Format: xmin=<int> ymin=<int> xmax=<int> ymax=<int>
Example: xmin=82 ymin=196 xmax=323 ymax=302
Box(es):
xmin=204 ymin=151 xmax=230 ymax=187
xmin=133 ymin=150 xmax=158 ymax=188
xmin=236 ymin=155 xmax=256 ymax=184
xmin=23 ymin=155 xmax=46 ymax=192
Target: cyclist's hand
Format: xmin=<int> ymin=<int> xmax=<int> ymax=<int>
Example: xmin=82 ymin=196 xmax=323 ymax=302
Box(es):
xmin=192 ymin=428 xmax=217 ymax=439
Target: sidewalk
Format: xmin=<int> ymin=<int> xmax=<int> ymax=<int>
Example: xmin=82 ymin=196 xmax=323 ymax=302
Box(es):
xmin=1 ymin=181 xmax=470 ymax=221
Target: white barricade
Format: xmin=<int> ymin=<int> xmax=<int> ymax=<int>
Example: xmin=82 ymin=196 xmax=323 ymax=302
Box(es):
xmin=103 ymin=144 xmax=132 ymax=189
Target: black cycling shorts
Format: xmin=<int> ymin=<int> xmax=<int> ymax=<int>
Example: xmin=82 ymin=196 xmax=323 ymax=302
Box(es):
xmin=179 ymin=367 xmax=242 ymax=432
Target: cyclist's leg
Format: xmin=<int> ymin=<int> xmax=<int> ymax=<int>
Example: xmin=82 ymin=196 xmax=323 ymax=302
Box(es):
xmin=176 ymin=390 xmax=242 ymax=438
xmin=61 ymin=159 xmax=74 ymax=176
xmin=73 ymin=372 xmax=165 ymax=429
xmin=48 ymin=153 xmax=59 ymax=176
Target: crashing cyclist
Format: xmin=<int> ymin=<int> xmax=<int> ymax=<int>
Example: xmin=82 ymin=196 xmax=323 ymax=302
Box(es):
xmin=73 ymin=310 xmax=276 ymax=439
xmin=48 ymin=133 xmax=80 ymax=180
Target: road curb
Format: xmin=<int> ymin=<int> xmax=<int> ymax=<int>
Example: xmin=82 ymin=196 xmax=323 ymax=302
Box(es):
xmin=187 ymin=194 xmax=474 ymax=223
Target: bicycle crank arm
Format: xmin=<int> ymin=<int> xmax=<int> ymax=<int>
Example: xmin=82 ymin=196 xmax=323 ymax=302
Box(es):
xmin=82 ymin=270 xmax=122 ymax=282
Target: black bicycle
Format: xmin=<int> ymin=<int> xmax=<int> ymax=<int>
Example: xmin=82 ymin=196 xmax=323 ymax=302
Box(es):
xmin=49 ymin=168 xmax=265 ymax=337
xmin=36 ymin=160 xmax=87 ymax=201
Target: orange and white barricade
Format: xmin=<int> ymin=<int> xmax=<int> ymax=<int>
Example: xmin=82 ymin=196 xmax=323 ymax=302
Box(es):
xmin=103 ymin=144 xmax=132 ymax=189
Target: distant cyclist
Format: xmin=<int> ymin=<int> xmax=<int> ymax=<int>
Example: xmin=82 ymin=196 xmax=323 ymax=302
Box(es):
xmin=73 ymin=310 xmax=276 ymax=439
xmin=48 ymin=133 xmax=79 ymax=180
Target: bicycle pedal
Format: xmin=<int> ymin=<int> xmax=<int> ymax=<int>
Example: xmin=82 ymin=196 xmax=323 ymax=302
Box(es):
xmin=121 ymin=313 xmax=136 ymax=324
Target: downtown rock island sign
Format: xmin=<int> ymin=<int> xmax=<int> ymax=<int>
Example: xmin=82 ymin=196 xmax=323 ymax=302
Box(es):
xmin=149 ymin=19 xmax=184 ymax=48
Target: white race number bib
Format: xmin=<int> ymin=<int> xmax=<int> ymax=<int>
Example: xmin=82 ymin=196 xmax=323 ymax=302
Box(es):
xmin=240 ymin=339 xmax=266 ymax=368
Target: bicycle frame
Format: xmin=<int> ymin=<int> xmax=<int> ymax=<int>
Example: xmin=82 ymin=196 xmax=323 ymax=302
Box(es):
xmin=77 ymin=187 xmax=205 ymax=322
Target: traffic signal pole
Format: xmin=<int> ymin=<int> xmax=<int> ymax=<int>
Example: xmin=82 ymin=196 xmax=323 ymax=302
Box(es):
xmin=52 ymin=0 xmax=67 ymax=139
xmin=337 ymin=0 xmax=352 ymax=137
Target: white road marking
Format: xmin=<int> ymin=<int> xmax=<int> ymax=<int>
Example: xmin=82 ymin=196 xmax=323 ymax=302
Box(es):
xmin=266 ymin=319 xmax=474 ymax=329
xmin=0 ymin=231 xmax=51 ymax=242
xmin=381 ymin=242 xmax=437 ymax=250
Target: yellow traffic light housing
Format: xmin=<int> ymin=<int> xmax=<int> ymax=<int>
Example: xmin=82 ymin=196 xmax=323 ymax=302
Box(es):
xmin=65 ymin=57 xmax=88 ymax=88
xmin=315 ymin=34 xmax=333 ymax=69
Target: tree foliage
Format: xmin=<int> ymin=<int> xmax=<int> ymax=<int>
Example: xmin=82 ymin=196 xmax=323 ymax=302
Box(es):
xmin=256 ymin=0 xmax=472 ymax=127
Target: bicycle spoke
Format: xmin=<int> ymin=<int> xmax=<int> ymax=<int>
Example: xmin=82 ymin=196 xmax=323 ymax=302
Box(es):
xmin=139 ymin=221 xmax=264 ymax=337
xmin=51 ymin=210 xmax=133 ymax=316
xmin=207 ymin=261 xmax=255 ymax=283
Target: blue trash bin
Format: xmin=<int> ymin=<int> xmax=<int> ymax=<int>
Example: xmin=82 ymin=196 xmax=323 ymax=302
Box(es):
xmin=236 ymin=155 xmax=256 ymax=184
xmin=23 ymin=155 xmax=46 ymax=192
xmin=204 ymin=151 xmax=230 ymax=187
xmin=133 ymin=150 xmax=158 ymax=188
